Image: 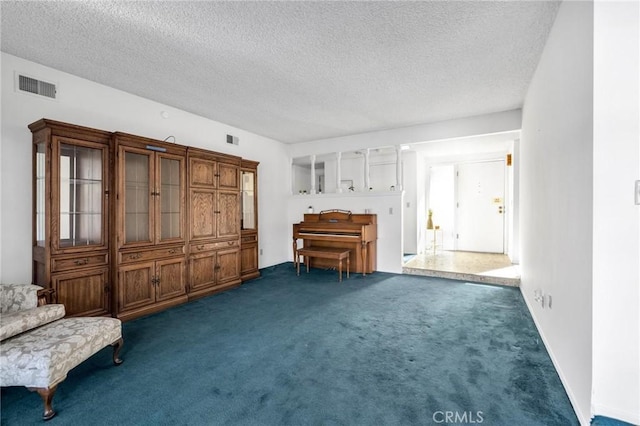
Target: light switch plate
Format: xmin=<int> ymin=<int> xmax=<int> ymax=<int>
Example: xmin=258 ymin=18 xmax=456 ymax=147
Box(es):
xmin=635 ymin=180 xmax=640 ymax=205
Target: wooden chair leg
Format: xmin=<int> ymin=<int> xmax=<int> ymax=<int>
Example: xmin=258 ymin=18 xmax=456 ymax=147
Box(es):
xmin=34 ymin=386 xmax=57 ymax=421
xmin=28 ymin=340 xmax=123 ymax=421
xmin=338 ymin=259 xmax=342 ymax=282
xmin=111 ymin=338 xmax=124 ymax=365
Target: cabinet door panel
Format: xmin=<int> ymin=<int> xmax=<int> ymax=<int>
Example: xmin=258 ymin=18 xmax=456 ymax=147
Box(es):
xmin=241 ymin=170 xmax=256 ymax=230
xmin=52 ymin=267 xmax=109 ymax=317
xmin=190 ymin=189 xmax=216 ymax=240
xmin=121 ymin=147 xmax=153 ymax=246
xmin=218 ymin=163 xmax=239 ymax=190
xmin=156 ymin=258 xmax=186 ymax=302
xmin=217 ymin=190 xmax=240 ymax=239
xmin=157 ymin=153 xmax=185 ymax=243
xmin=53 ymin=137 xmax=109 ymax=253
xmin=240 ymin=243 xmax=258 ymax=277
xmin=118 ymin=262 xmax=155 ymax=311
xmin=217 ymin=247 xmax=240 ymax=284
xmin=189 ymin=252 xmax=216 ymax=291
xmin=190 ymin=158 xmax=216 ymax=187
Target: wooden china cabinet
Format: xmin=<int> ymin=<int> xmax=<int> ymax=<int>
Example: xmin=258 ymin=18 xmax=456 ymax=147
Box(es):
xmin=29 ymin=119 xmax=112 ymax=317
xmin=30 ymin=118 xmax=259 ymax=321
xmin=187 ymin=148 xmax=242 ymax=300
xmin=112 ymin=132 xmax=188 ymax=321
xmin=240 ymin=159 xmax=260 ymax=281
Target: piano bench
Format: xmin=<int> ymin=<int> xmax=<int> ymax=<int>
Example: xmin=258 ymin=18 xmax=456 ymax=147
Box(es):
xmin=296 ymin=248 xmax=350 ymax=282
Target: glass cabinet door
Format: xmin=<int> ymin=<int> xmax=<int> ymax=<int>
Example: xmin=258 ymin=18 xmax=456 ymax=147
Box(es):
xmin=159 ymin=155 xmax=182 ymax=241
xmin=124 ymin=150 xmax=151 ymax=244
xmin=58 ymin=142 xmax=105 ymax=248
xmin=35 ymin=143 xmax=46 ymax=247
xmin=241 ymin=170 xmax=256 ymax=230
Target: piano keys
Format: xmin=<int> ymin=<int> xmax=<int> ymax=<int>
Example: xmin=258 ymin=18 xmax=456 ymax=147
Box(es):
xmin=293 ymin=209 xmax=377 ymax=274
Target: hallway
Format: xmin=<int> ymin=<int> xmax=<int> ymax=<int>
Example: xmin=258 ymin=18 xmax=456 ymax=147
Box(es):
xmin=402 ymin=251 xmax=520 ymax=286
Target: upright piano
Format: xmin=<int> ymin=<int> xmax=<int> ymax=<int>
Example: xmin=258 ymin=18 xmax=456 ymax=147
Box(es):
xmin=293 ymin=210 xmax=377 ymax=274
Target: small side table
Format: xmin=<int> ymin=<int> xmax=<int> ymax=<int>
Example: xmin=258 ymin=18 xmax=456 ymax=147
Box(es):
xmin=430 ymin=225 xmax=442 ymax=255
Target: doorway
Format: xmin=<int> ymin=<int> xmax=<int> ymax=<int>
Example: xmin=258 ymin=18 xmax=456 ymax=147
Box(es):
xmin=403 ymin=134 xmax=519 ymax=284
xmin=456 ymin=160 xmax=505 ymax=253
xmin=403 ymin=158 xmax=518 ymax=285
xmin=425 ymin=159 xmax=507 ymax=254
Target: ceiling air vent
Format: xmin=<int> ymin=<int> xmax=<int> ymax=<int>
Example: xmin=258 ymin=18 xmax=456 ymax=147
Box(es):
xmin=17 ymin=74 xmax=57 ymax=99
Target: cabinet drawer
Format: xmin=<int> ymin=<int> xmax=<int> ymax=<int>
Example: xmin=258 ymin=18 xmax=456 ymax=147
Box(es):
xmin=191 ymin=240 xmax=238 ymax=253
xmin=119 ymin=246 xmax=185 ymax=264
xmin=52 ymin=253 xmax=109 ymax=272
xmin=241 ymin=234 xmax=257 ymax=243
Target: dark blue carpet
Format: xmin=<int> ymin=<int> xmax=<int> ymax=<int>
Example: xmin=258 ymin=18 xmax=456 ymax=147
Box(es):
xmin=591 ymin=415 xmax=636 ymax=425
xmin=1 ymin=263 xmax=577 ymax=425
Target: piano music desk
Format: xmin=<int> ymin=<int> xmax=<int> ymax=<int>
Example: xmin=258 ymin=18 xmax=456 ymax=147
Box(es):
xmin=296 ymin=247 xmax=350 ymax=282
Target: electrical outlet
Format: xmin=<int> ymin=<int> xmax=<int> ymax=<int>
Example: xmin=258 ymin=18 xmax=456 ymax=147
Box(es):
xmin=534 ymin=290 xmax=545 ymax=308
xmin=259 ymin=249 xmax=263 ymax=255
xmin=548 ymin=295 xmax=552 ymax=309
xmin=635 ymin=180 xmax=640 ymax=205
xmin=389 ymin=207 xmax=393 ymax=215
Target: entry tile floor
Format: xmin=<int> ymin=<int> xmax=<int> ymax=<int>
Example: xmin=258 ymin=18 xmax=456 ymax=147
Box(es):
xmin=402 ymin=250 xmax=521 ymax=286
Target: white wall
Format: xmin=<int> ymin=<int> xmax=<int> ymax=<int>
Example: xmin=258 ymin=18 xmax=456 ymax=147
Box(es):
xmin=520 ymin=2 xmax=594 ymax=424
xmin=415 ymin=152 xmax=427 ymax=255
xmin=507 ymin=139 xmax=521 ymax=263
xmin=402 ymin=151 xmax=418 ymax=254
xmin=592 ymin=1 xmax=640 ymax=423
xmin=289 ymin=110 xmax=522 ymax=159
xmin=288 ymin=192 xmax=404 ymax=273
xmin=0 ymin=53 xmax=291 ymax=283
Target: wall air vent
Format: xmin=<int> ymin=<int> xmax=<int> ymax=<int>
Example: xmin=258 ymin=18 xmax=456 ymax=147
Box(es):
xmin=17 ymin=74 xmax=57 ymax=99
xmin=226 ymin=134 xmax=239 ymax=145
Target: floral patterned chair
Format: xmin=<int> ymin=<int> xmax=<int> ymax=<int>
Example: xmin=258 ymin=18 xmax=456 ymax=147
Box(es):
xmin=0 ymin=283 xmax=123 ymax=420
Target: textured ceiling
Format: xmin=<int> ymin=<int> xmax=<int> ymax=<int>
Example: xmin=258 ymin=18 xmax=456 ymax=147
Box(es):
xmin=1 ymin=1 xmax=560 ymax=144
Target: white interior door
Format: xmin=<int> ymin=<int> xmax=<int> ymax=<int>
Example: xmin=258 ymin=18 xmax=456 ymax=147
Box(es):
xmin=456 ymin=160 xmax=505 ymax=253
